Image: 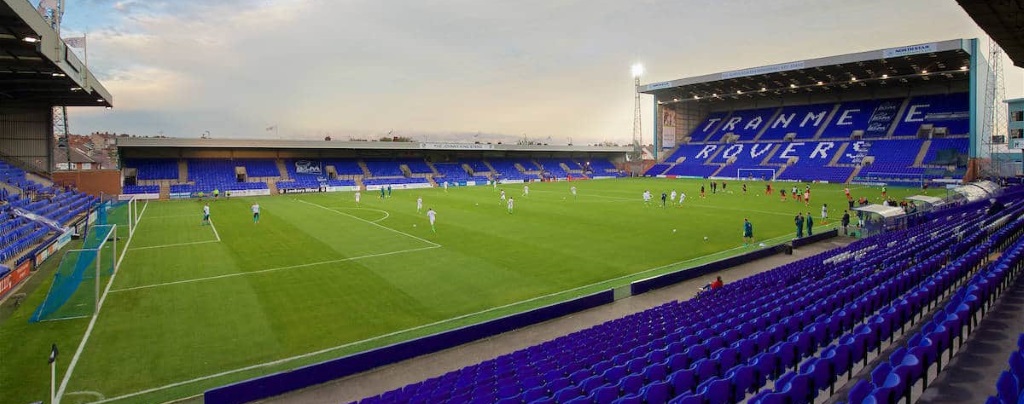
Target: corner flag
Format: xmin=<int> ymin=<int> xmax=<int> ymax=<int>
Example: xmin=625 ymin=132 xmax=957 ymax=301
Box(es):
xmin=48 ymin=343 xmax=58 ymax=364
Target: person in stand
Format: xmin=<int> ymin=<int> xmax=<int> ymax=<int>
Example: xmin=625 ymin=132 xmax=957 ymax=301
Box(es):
xmin=701 ymin=276 xmax=724 ymax=293
xmin=795 ymin=213 xmax=805 ymax=238
xmin=805 ymin=211 xmax=814 ymax=236
xmin=841 ymin=210 xmax=851 ymax=235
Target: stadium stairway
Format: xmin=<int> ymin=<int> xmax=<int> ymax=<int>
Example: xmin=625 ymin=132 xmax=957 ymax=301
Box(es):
xmin=483 ymin=160 xmax=498 ymax=174
xmin=845 ymin=165 xmax=865 ymax=184
xmin=159 ymin=183 xmax=170 ymax=200
xmin=828 ymin=143 xmax=850 ymax=167
xmin=276 ymin=159 xmax=291 ymax=181
xmin=268 ymin=181 xmax=279 ymax=195
xmin=178 ymin=159 xmax=188 ymax=182
xmin=425 ymin=161 xmax=440 ymax=176
xmin=812 ymin=104 xmax=842 ymax=140
xmin=358 ymin=161 xmax=372 ymax=177
xmin=914 ymin=140 xmax=933 ymax=167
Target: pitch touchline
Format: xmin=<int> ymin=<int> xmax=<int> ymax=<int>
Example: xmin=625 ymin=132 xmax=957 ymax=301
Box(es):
xmin=108 ymin=245 xmax=441 ymax=294
xmin=55 ymin=200 xmax=149 ymax=403
xmin=90 ymin=231 xmax=801 ymax=403
xmin=297 ymin=199 xmax=440 ymax=248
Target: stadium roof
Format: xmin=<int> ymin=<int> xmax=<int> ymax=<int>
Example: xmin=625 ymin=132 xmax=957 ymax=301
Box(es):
xmin=640 ymin=39 xmax=972 ymax=104
xmin=0 ymin=0 xmax=112 ymax=107
xmin=116 ymin=137 xmax=633 ymax=153
xmin=957 ymin=0 xmax=1024 ymax=68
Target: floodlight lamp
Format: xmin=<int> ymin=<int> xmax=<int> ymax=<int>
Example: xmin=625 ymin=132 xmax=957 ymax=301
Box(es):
xmin=631 ymin=63 xmax=644 ymax=78
xmin=712 ymin=93 xmax=717 ymax=97
xmin=760 ymin=87 xmax=766 ymax=92
xmin=693 ymin=95 xmax=700 ymax=100
xmin=51 ymin=72 xmax=65 ymax=77
xmin=673 ymin=98 xmax=679 ymax=102
xmin=789 ymin=84 xmax=797 ymax=88
xmin=817 ymin=81 xmax=823 ymax=85
xmin=960 ymin=66 xmax=968 ymax=71
xmin=96 ymin=98 xmax=104 ymax=102
xmin=105 ymin=106 xmax=112 ymax=110
xmin=736 ymin=90 xmax=742 ymax=94
xmin=921 ymin=70 xmax=928 ymax=74
xmin=850 ymin=77 xmax=857 ymax=81
xmin=22 ymin=36 xmax=39 ymax=43
xmin=70 ymin=87 xmax=81 ymax=91
xmin=881 ymin=74 xmax=888 ymax=79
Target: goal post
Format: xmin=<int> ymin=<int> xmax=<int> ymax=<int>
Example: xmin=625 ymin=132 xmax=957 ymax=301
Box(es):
xmin=737 ymin=168 xmax=777 ymax=182
xmin=30 ymin=224 xmax=117 ymax=322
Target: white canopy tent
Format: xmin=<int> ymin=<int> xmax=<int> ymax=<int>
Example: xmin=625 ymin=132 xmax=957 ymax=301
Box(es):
xmin=853 ymin=204 xmax=907 ymax=238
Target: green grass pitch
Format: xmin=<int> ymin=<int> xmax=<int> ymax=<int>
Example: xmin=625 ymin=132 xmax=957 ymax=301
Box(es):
xmin=0 ymin=178 xmax=933 ymax=403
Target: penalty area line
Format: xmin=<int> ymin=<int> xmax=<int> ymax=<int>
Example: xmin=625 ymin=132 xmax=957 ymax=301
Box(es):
xmin=55 ymin=200 xmax=149 ymax=403
xmin=298 ymin=199 xmax=439 ymax=247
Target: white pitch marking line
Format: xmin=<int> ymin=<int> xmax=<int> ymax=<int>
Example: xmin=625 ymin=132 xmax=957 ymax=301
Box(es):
xmin=298 ymin=199 xmax=439 ymax=247
xmin=208 ymin=217 xmax=221 ymax=242
xmin=143 ymin=214 xmax=202 ymax=219
xmin=108 ymin=245 xmax=440 ymax=294
xmin=66 ymin=390 xmax=106 ymax=400
xmin=129 ymin=240 xmax=220 ymax=251
xmin=55 ymin=200 xmax=149 ymax=403
xmin=323 ymin=207 xmax=391 ymax=223
xmin=88 ymin=229 xmax=797 ymax=403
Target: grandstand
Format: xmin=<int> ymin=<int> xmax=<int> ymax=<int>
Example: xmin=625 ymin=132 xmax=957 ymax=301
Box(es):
xmin=0 ymin=0 xmax=110 ymax=303
xmin=116 ymin=138 xmax=630 ymax=199
xmin=641 ymin=39 xmax=980 ymax=186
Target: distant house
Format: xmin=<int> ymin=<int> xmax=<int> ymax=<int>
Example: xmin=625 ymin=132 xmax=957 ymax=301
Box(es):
xmin=53 ymin=146 xmax=98 ymax=171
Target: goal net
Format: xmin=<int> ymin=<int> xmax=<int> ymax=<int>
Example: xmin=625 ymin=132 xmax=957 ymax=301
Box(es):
xmin=737 ymin=168 xmax=777 ymax=182
xmin=30 ymin=224 xmax=117 ymax=322
xmin=99 ymin=197 xmax=139 ymax=236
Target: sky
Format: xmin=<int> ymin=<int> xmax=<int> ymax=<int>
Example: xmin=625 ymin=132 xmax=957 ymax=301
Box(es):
xmin=58 ymin=0 xmax=1023 ymax=144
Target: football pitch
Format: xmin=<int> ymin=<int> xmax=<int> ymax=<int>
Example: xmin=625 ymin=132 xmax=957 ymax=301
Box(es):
xmin=0 ymin=178 xmax=932 ymax=403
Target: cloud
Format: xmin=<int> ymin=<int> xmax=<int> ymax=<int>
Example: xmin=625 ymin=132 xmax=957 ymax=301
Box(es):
xmin=65 ymin=0 xmax=1020 ymax=143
